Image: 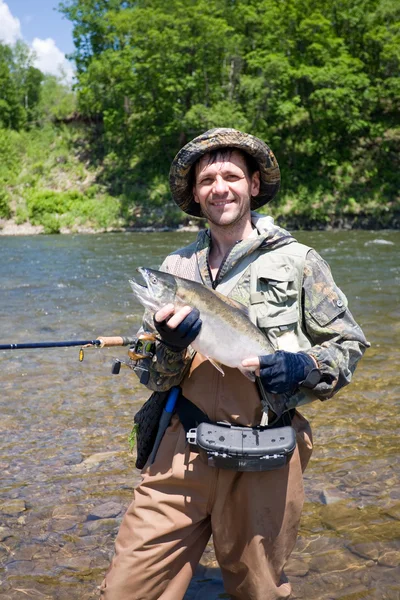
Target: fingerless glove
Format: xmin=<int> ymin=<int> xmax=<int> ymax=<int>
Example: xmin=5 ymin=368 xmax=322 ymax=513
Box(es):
xmin=259 ymin=351 xmax=320 ymax=395
xmin=154 ymin=308 xmax=202 ymax=352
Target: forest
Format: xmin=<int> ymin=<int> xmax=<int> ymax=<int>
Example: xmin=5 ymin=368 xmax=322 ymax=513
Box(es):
xmin=0 ymin=0 xmax=399 ymax=232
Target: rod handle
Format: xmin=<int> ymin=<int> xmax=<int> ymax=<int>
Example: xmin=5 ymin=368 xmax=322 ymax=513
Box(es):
xmin=96 ymin=336 xmax=127 ymax=347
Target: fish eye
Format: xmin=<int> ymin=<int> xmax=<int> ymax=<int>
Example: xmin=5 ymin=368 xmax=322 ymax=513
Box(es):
xmin=150 ymin=276 xmax=158 ymax=284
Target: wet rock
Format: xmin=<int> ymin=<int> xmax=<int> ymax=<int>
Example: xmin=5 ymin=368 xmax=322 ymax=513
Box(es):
xmin=0 ymin=499 xmax=26 ymax=516
xmin=377 ymin=550 xmax=400 ymax=568
xmin=294 ymin=534 xmax=343 ymax=556
xmin=52 ymin=504 xmax=82 ymax=519
xmin=57 ymin=555 xmax=92 ymax=571
xmin=62 ymin=534 xmax=103 ymax=553
xmin=83 ymin=518 xmax=119 ymax=535
xmin=79 ymin=451 xmax=121 ymax=466
xmin=4 ymin=559 xmax=35 ymax=574
xmin=50 ymin=518 xmax=77 ymax=532
xmin=285 ymin=557 xmax=310 ymax=577
xmin=87 ymin=501 xmax=124 ymax=521
xmin=385 ymin=505 xmax=400 ymax=520
xmin=0 ymin=527 xmax=13 ymax=541
xmin=319 ymin=488 xmax=347 ymax=505
xmin=310 ymin=550 xmax=362 ymax=574
xmin=64 ymin=452 xmax=83 ymax=465
xmin=14 ymin=545 xmax=38 ymax=561
xmin=347 ymin=542 xmax=380 ymax=561
xmin=320 ymin=504 xmax=360 ymax=533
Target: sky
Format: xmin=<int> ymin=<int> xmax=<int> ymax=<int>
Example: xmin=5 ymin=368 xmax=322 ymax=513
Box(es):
xmin=0 ymin=0 xmax=75 ymax=82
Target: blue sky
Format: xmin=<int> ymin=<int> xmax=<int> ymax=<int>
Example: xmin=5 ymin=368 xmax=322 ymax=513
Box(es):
xmin=0 ymin=0 xmax=75 ymax=81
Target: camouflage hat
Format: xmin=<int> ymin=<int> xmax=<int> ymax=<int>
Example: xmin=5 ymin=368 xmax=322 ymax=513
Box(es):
xmin=169 ymin=127 xmax=280 ymax=217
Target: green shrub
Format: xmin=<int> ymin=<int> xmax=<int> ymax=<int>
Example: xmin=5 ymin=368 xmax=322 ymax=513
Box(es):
xmin=25 ymin=187 xmax=121 ymax=232
xmin=15 ymin=204 xmax=29 ymax=224
xmin=0 ymin=188 xmax=11 ymax=219
xmin=41 ymin=213 xmax=61 ymax=234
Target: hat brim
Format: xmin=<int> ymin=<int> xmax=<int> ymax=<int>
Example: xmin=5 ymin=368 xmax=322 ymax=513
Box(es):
xmin=169 ymin=128 xmax=280 ymax=217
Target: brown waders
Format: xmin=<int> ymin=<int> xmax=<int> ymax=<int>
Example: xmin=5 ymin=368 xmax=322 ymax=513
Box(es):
xmin=100 ymin=357 xmax=313 ymax=600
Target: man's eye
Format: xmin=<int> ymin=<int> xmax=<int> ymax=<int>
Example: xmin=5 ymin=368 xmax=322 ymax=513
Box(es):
xmin=200 ymin=178 xmax=213 ymax=185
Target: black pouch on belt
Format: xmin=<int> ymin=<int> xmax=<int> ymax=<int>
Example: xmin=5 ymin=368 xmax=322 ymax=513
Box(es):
xmin=133 ymin=391 xmax=169 ymax=469
xmin=186 ymin=422 xmax=296 ymax=472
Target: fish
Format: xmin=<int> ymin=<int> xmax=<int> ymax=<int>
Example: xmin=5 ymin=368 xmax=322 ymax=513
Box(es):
xmin=129 ymin=267 xmax=274 ymax=381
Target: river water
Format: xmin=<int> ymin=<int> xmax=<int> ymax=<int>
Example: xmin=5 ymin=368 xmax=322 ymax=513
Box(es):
xmin=0 ymin=230 xmax=399 ymax=600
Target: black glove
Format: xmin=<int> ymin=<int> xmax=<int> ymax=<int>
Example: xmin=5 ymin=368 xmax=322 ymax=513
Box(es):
xmin=259 ymin=351 xmax=320 ymax=396
xmin=154 ymin=308 xmax=202 ymax=352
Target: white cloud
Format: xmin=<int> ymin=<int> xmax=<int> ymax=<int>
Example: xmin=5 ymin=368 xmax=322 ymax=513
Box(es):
xmin=32 ymin=37 xmax=75 ymax=84
xmin=0 ymin=2 xmax=75 ymax=84
xmin=0 ymin=0 xmax=22 ymax=45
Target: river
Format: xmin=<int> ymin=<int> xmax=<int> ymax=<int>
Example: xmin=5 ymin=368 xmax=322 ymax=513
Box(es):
xmin=0 ymin=230 xmax=399 ymax=600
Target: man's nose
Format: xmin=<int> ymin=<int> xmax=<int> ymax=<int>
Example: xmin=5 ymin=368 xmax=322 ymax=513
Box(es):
xmin=213 ymin=175 xmax=228 ymax=195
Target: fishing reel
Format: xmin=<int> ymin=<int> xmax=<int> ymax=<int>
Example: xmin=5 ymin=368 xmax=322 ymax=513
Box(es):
xmin=111 ymin=332 xmax=156 ymax=381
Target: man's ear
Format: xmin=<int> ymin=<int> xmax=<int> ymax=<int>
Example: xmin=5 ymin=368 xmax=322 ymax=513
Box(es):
xmin=251 ymin=171 xmax=260 ymax=197
xmin=193 ymin=187 xmax=200 ymax=204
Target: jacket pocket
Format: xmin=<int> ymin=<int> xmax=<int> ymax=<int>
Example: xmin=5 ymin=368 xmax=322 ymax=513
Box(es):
xmin=250 ymin=265 xmax=301 ymax=351
xmin=309 ymin=293 xmax=347 ymax=327
xmin=251 ymin=267 xmax=298 ymax=328
xmin=253 ymin=266 xmax=297 ymax=306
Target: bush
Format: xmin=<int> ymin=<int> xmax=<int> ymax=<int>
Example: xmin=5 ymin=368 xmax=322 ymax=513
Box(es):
xmin=25 ymin=188 xmax=121 ymax=232
xmin=0 ymin=188 xmax=11 ymax=219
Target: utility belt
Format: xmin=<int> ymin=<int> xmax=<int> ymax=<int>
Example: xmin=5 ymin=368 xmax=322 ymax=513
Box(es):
xmin=176 ymin=396 xmax=296 ymax=472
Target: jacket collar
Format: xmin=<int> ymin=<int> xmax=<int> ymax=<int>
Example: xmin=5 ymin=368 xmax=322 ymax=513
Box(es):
xmin=195 ymin=212 xmax=296 ymax=287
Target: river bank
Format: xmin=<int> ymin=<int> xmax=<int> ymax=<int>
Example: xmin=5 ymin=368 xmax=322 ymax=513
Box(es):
xmin=1 ymin=211 xmax=400 ymax=236
xmin=2 ymin=124 xmax=399 ymax=236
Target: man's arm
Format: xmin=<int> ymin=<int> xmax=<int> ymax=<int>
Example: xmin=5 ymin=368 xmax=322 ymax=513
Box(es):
xmin=301 ymin=249 xmax=370 ymax=399
xmin=242 ymin=248 xmax=370 ymax=415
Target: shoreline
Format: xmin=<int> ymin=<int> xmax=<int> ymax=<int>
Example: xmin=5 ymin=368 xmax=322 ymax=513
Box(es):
xmin=1 ymin=215 xmax=399 ymax=236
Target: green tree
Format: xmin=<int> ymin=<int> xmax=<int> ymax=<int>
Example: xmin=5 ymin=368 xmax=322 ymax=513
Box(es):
xmin=0 ymin=41 xmax=45 ymax=129
xmin=38 ymin=75 xmax=77 ymax=121
xmin=59 ymin=0 xmax=399 ymax=220
xmin=0 ymin=43 xmax=26 ymax=129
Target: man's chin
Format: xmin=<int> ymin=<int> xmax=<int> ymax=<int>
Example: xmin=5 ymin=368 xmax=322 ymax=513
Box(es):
xmin=207 ymin=211 xmax=249 ymax=228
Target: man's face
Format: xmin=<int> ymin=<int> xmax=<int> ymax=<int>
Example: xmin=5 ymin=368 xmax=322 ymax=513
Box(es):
xmin=192 ymin=150 xmax=260 ymax=228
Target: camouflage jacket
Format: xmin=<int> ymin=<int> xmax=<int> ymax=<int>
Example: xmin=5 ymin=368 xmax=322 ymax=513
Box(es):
xmin=133 ymin=215 xmax=369 ymax=406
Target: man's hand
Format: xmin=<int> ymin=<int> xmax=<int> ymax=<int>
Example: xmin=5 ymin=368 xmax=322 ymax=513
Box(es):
xmin=154 ymin=304 xmax=202 ymax=351
xmin=242 ymin=351 xmax=320 ymax=395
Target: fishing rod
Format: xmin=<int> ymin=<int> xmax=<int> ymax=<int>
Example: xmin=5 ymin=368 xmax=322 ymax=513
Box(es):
xmin=0 ymin=333 xmax=156 ymax=366
xmin=0 ymin=336 xmax=135 ymax=351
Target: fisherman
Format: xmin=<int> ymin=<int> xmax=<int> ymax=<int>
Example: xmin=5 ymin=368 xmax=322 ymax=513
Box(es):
xmin=100 ymin=128 xmax=369 ymax=599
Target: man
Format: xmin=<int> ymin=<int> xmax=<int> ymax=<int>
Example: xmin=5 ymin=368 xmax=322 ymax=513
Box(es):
xmin=101 ymin=128 xmax=369 ymax=599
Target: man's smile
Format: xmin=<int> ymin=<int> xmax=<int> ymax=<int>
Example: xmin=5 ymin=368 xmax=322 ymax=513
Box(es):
xmin=210 ymin=199 xmax=234 ymax=207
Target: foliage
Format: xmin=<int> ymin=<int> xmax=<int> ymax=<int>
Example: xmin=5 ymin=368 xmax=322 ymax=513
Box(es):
xmin=56 ymin=0 xmax=399 ymax=223
xmin=0 ymin=40 xmax=76 ymax=130
xmin=37 ymin=75 xmax=77 ymax=122
xmin=0 ymin=41 xmax=45 ymax=129
xmin=25 ymin=188 xmax=120 ymax=233
xmin=0 ymin=124 xmax=122 ymax=233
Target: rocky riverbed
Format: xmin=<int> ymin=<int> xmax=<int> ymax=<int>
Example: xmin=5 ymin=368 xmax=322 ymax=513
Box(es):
xmin=0 ymin=230 xmax=399 ymax=599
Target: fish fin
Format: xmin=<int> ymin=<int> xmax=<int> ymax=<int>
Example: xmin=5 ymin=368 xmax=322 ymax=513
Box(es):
xmin=207 ymin=357 xmax=225 ymax=376
xmin=238 ymin=366 xmax=256 ymax=382
xmin=211 ymin=289 xmax=249 ymax=316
